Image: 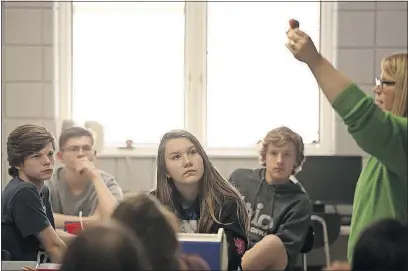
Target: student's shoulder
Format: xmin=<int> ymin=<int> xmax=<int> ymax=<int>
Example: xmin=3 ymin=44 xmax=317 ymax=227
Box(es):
xmin=232 ymin=167 xmax=264 ymax=178
xmin=98 ymin=169 xmax=116 ymax=183
xmin=229 ymin=167 xmax=262 ymax=185
xmin=4 ymin=177 xmax=35 ymax=193
xmin=46 ymin=167 xmax=64 ymax=188
xmin=290 ymin=176 xmax=312 ymax=197
xmin=296 ymin=193 xmax=313 ymax=209
xmin=292 ymin=188 xmax=313 ymax=213
xmin=230 ymin=167 xmax=254 ymax=177
xmin=6 ymin=180 xmax=39 ymax=203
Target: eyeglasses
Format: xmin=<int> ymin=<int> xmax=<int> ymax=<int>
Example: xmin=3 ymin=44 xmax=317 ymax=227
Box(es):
xmin=63 ymin=145 xmax=94 ymax=153
xmin=375 ymin=78 xmax=396 ymax=88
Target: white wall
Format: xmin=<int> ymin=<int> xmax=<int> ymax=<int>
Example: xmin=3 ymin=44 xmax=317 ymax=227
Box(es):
xmin=2 ymin=1 xmax=407 ymax=196
xmin=2 ymin=1 xmax=58 ymax=187
xmin=333 ymin=1 xmax=407 ymax=155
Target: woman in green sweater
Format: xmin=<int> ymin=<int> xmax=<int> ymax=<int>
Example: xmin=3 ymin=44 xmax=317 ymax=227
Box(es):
xmin=286 ymin=22 xmax=407 ymax=263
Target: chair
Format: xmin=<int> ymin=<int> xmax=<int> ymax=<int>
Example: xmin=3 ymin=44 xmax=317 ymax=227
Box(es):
xmin=299 ymin=213 xmax=342 ymax=271
xmin=300 ymin=226 xmax=314 ymax=271
xmin=2 ymin=249 xmax=12 ymax=261
xmin=311 ymin=214 xmax=331 ymax=267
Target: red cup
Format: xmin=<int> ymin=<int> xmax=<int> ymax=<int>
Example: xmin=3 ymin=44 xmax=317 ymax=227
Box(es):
xmin=64 ymin=222 xmax=83 ymax=235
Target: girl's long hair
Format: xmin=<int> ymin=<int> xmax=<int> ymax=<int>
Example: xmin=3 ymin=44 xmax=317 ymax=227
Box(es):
xmin=154 ymin=129 xmax=249 ymax=235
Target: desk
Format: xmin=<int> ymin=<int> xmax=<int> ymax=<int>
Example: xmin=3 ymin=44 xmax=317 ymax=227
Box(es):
xmin=1 ymin=261 xmax=36 ymax=271
xmin=1 ymin=262 xmax=60 ymax=271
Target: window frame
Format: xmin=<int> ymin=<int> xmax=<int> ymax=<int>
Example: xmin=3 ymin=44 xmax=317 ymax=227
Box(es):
xmin=55 ymin=1 xmax=336 ymax=158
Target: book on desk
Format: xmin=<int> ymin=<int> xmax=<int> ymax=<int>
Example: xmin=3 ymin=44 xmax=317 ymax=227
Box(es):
xmin=178 ymin=228 xmax=229 ymax=271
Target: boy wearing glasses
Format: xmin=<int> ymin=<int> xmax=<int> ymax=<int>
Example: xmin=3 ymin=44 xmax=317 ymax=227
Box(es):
xmin=47 ymin=127 xmax=123 ymax=228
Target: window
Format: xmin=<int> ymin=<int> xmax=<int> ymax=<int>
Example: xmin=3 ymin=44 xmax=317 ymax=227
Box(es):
xmin=62 ymin=1 xmax=333 ymax=154
xmin=207 ymin=2 xmax=321 ymax=148
xmin=72 ymin=2 xmax=185 ymax=147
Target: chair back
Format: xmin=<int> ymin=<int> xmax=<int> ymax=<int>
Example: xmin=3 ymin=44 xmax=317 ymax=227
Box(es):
xmin=300 ymin=225 xmax=314 ymax=253
xmin=311 ymin=213 xmax=342 ymax=249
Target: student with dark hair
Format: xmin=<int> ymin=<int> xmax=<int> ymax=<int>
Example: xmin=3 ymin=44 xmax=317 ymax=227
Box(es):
xmin=1 ymin=125 xmax=67 ymax=262
xmin=112 ymin=193 xmax=210 ymax=271
xmin=60 ymin=222 xmax=152 ymax=271
xmin=112 ymin=194 xmax=181 ymax=270
xmin=47 ymin=126 xmax=123 ymax=228
xmin=352 ymin=219 xmax=408 ymax=271
xmin=325 ymin=219 xmax=408 ymax=271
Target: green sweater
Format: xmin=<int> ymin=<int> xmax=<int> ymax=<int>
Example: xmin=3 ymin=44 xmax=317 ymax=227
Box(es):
xmin=332 ymin=83 xmax=407 ymax=263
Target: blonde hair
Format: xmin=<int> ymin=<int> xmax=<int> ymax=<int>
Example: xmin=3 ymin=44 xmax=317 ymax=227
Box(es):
xmin=258 ymin=126 xmax=305 ymax=174
xmin=381 ymin=53 xmax=408 ymax=117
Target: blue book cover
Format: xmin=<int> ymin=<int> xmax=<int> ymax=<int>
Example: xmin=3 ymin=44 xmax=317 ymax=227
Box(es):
xmin=178 ymin=228 xmax=228 ymax=271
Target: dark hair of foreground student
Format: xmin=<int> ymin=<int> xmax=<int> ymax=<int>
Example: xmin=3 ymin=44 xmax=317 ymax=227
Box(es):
xmin=352 ymin=218 xmax=408 ymax=271
xmin=60 ymin=222 xmax=152 ymax=271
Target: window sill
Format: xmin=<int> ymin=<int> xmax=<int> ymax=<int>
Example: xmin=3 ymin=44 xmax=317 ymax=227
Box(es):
xmin=96 ymin=143 xmax=333 ymax=159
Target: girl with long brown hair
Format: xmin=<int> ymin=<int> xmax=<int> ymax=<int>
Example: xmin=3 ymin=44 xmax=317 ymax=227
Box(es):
xmin=151 ymin=130 xmax=249 ymax=270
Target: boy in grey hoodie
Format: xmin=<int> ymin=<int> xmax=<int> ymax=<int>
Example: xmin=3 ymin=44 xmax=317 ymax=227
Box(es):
xmin=229 ymin=126 xmax=312 ymax=271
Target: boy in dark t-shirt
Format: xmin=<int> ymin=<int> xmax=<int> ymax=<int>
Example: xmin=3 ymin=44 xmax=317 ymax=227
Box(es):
xmin=1 ymin=124 xmax=67 ymax=262
xmin=2 ymin=178 xmax=55 ymax=261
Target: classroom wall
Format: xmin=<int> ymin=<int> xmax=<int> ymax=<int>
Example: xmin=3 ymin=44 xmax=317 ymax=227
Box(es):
xmin=2 ymin=1 xmax=407 ymax=198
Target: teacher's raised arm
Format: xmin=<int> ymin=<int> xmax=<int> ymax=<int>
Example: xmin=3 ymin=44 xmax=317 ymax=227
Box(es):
xmin=285 ymin=19 xmax=407 ymax=266
xmin=286 ymin=20 xmax=352 ymax=103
